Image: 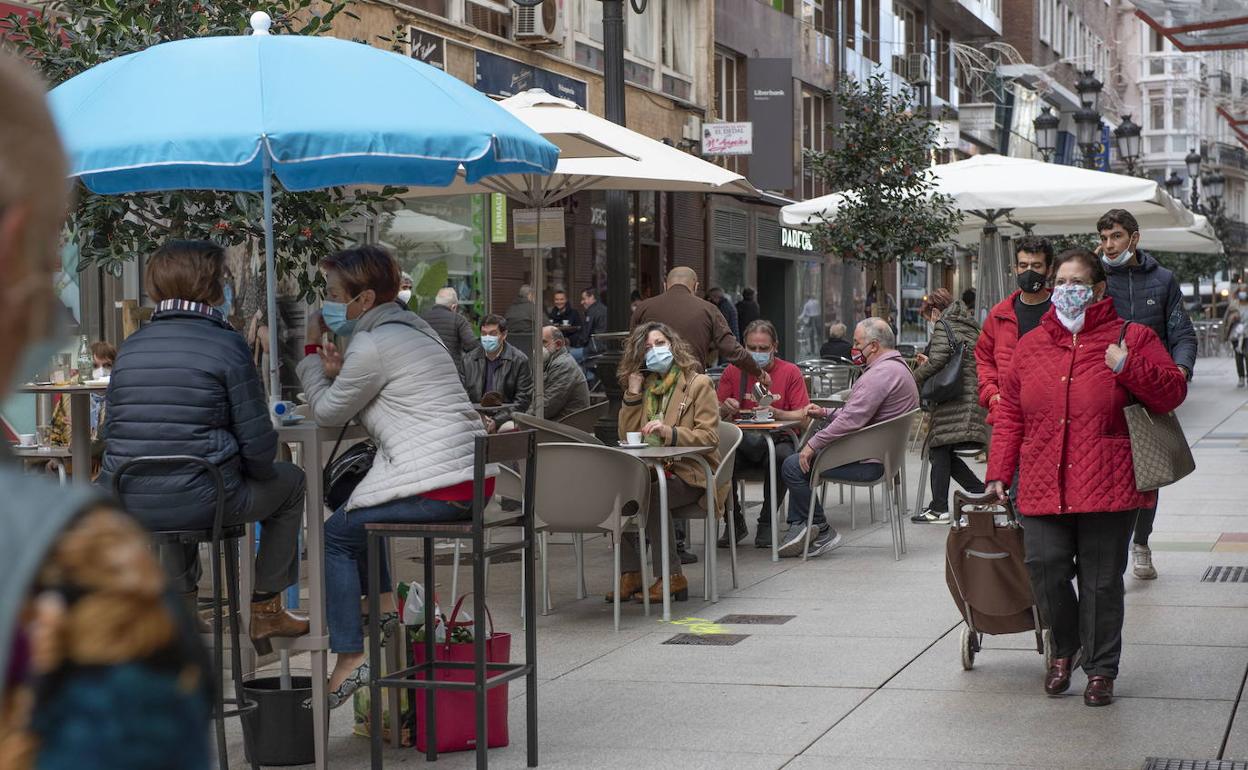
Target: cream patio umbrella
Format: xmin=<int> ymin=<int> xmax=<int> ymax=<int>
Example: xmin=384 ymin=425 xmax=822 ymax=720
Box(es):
xmin=781 ymin=154 xmax=1195 ymax=314
xmin=406 ymin=88 xmax=759 ymax=414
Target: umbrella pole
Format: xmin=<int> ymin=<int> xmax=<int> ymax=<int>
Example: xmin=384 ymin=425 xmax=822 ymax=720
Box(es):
xmin=262 ymin=154 xmax=293 ymax=688
xmin=263 ymin=151 xmax=281 ymax=406
xmin=530 ymin=179 xmax=545 ymax=418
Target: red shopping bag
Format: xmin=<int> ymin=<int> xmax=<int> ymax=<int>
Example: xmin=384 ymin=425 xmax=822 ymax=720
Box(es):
xmin=411 ymin=595 xmax=510 ymax=753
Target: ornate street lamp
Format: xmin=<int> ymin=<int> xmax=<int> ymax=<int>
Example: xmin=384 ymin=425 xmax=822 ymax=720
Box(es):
xmin=1075 ymin=69 xmax=1104 ymax=113
xmin=1073 ymin=105 xmax=1102 ymax=169
xmin=1186 ymin=148 xmax=1203 ymax=210
xmin=1033 ymin=106 xmax=1059 ymax=162
xmin=1164 ymin=170 xmax=1184 ymax=200
xmin=1112 ymin=115 xmax=1142 ymax=174
xmin=1204 ymin=170 xmax=1225 ymax=204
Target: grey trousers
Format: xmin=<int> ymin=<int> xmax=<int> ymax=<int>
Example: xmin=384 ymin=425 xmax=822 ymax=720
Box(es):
xmin=161 ymin=461 xmax=307 ymax=596
xmin=1023 ymin=508 xmax=1136 ymax=678
xmin=622 ymin=474 xmax=702 ymax=577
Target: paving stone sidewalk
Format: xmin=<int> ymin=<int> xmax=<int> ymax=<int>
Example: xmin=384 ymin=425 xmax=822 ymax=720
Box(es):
xmin=229 ymin=356 xmax=1248 ymax=770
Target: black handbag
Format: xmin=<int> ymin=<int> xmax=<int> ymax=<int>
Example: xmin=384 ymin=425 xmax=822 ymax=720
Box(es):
xmin=919 ymin=318 xmax=965 ymax=404
xmin=323 ymin=423 xmax=376 ymax=511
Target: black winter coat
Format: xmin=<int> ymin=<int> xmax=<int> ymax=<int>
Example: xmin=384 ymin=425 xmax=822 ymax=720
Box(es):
xmin=1105 ymin=250 xmax=1197 ymax=373
xmin=98 ymin=308 xmax=278 ymax=530
xmin=579 ymin=301 xmax=609 ymax=351
xmin=419 ymin=303 xmax=479 ymax=375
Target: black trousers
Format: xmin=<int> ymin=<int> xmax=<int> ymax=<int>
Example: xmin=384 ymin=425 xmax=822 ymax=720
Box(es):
xmin=1236 ymin=349 xmax=1246 ymax=379
xmin=928 ymin=444 xmax=985 ymax=513
xmin=1023 ymin=509 xmax=1136 ymax=678
xmin=1133 ymin=498 xmax=1158 ymax=547
xmin=733 ymin=435 xmax=797 ymax=525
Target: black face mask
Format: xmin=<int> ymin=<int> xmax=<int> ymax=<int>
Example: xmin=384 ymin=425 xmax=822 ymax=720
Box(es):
xmin=1017 ymin=270 xmax=1047 ymax=293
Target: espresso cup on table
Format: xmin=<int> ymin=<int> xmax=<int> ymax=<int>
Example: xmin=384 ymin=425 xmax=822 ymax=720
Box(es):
xmin=626 ymin=431 xmax=643 ymax=445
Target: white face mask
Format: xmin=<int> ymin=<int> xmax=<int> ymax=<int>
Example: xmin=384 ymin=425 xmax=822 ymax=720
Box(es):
xmin=397 ymin=289 xmax=413 ymax=305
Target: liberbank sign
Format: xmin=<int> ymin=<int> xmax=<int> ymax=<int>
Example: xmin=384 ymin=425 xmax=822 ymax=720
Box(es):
xmin=745 ymin=59 xmax=793 ymax=191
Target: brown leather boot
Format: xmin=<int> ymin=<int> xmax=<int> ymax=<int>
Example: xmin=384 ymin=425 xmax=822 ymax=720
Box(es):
xmin=605 ymin=571 xmax=644 ymax=603
xmin=181 ymin=592 xmax=211 ymax=634
xmin=250 ymin=595 xmax=310 ymax=655
xmin=637 ymin=574 xmax=689 ymax=603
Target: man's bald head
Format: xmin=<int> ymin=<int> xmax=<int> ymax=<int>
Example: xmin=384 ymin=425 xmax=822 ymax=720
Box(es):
xmin=666 ymin=267 xmax=698 ymax=291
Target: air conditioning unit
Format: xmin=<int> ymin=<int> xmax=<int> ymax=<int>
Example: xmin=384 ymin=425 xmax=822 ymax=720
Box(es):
xmin=906 ymin=53 xmax=931 ymax=85
xmin=513 ymin=0 xmax=563 ymax=47
xmin=682 ymin=115 xmax=702 ymax=143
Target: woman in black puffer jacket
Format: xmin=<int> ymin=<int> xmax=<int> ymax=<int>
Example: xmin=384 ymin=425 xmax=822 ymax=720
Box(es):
xmin=98 ymin=240 xmax=308 ymax=653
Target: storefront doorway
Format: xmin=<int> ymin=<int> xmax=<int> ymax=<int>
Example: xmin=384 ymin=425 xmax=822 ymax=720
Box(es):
xmin=758 ymin=256 xmax=795 ymax=360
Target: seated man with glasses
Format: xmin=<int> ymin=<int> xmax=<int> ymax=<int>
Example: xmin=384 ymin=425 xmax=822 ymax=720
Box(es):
xmin=778 ymin=318 xmax=919 ymax=558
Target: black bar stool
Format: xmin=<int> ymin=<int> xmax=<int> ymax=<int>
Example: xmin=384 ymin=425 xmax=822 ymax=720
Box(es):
xmin=112 ymin=455 xmax=258 ymax=770
xmin=365 ymin=431 xmax=539 ymax=770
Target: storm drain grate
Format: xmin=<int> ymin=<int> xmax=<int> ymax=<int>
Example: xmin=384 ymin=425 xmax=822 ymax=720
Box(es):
xmin=1200 ymin=566 xmax=1248 ymax=583
xmin=715 ymin=614 xmax=796 ymax=625
xmin=1142 ymin=759 xmax=1248 ymax=770
xmin=663 ymin=633 xmax=749 ymax=646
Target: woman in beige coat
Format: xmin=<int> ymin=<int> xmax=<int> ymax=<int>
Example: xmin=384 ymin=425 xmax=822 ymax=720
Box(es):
xmin=613 ymin=322 xmax=722 ymax=603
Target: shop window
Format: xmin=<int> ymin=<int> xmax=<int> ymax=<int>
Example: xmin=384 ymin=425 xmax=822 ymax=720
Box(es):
xmin=802 ymin=89 xmax=828 ymax=199
xmin=662 ymin=0 xmax=695 ymax=78
xmin=796 ymin=260 xmax=822 ymax=361
xmin=897 ymin=260 xmax=929 ymax=344
xmin=381 ymin=196 xmax=488 ymax=324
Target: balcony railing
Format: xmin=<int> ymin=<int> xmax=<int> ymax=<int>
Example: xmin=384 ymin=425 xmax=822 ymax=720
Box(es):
xmin=1215 ymin=142 xmax=1248 ymax=171
xmin=1224 ymin=219 xmax=1248 ymax=249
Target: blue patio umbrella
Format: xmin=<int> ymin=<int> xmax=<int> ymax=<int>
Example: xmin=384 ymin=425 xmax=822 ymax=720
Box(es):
xmin=48 ymin=12 xmax=558 ymax=399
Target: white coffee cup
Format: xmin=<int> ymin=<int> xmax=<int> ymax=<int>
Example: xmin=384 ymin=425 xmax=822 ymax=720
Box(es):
xmin=625 ymin=431 xmax=643 ymax=445
xmin=17 ymin=433 xmax=35 ymax=446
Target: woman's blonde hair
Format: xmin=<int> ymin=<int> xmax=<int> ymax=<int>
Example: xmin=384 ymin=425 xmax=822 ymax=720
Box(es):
xmin=617 ymin=321 xmax=702 ymax=387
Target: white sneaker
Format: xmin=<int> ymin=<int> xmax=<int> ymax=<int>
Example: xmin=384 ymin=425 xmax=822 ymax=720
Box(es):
xmin=1132 ymin=543 xmax=1157 ymax=580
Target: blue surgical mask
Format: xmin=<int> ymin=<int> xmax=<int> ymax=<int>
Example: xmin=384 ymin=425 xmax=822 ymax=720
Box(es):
xmin=214 ymin=283 xmax=234 ymax=319
xmin=322 ymin=293 xmax=362 ymax=336
xmin=750 ymin=351 xmax=773 ymax=369
xmin=481 ymin=335 xmax=501 ymax=354
xmin=645 ymin=344 xmax=674 ymax=374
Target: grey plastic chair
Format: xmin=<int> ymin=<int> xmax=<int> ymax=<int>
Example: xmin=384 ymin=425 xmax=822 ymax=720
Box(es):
xmin=558 ymin=400 xmax=608 ymax=434
xmin=670 ymin=421 xmax=743 ymax=597
xmin=800 ymin=409 xmax=920 ymax=561
xmin=530 ymin=442 xmax=654 ymax=630
xmin=514 ymin=412 xmax=605 ymax=446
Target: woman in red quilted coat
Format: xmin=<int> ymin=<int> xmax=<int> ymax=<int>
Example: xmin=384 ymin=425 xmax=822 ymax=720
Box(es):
xmin=986 ymin=249 xmax=1187 ymax=708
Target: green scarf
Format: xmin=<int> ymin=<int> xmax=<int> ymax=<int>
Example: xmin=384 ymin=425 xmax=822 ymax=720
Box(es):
xmin=643 ymin=368 xmax=681 ymax=445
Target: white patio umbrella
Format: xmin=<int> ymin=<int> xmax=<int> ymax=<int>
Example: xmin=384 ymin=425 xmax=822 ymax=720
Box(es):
xmin=408 ymin=88 xmax=759 ymax=414
xmin=781 ymin=154 xmax=1195 ymax=313
xmin=1141 ymin=214 xmax=1223 ymax=254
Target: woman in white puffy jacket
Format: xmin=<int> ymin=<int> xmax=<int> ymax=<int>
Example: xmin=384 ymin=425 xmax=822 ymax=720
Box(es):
xmin=299 ymin=245 xmax=494 ymax=708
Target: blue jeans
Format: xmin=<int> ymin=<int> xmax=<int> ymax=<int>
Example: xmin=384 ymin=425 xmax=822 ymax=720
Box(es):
xmin=780 ymin=453 xmax=884 ymax=529
xmin=325 ymin=495 xmax=471 ymax=653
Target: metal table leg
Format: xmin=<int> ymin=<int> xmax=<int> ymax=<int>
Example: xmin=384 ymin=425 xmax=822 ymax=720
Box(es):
xmin=302 ymin=434 xmax=329 ymax=770
xmin=68 ymin=393 xmax=92 ymax=485
xmin=653 ymin=466 xmax=671 ymax=622
xmin=693 ymin=455 xmax=718 ymax=603
xmin=766 ymin=432 xmax=780 ymax=563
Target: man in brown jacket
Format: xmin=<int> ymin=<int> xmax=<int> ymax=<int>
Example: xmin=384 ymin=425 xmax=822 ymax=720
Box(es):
xmin=629 ymin=267 xmax=769 ymax=563
xmin=631 ymin=267 xmax=768 ymax=385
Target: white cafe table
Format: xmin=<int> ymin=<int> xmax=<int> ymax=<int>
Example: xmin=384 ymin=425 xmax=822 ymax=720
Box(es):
xmin=16 ymin=383 xmax=107 ymax=486
xmin=613 ymin=444 xmax=716 ymax=622
xmin=237 ymin=419 xmax=367 ymax=770
xmin=733 ymin=419 xmax=802 ymax=563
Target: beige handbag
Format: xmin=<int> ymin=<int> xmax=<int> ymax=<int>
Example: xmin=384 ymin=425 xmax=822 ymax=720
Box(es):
xmin=1119 ymin=323 xmax=1195 ymax=491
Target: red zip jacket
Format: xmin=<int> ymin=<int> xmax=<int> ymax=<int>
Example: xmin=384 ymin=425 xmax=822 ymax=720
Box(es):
xmin=986 ymin=299 xmax=1187 ymax=516
xmin=974 ymin=290 xmax=1023 ymax=423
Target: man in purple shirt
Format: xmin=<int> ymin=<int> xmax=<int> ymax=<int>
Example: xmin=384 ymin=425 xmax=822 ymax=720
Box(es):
xmin=778 ymin=318 xmax=920 ymax=557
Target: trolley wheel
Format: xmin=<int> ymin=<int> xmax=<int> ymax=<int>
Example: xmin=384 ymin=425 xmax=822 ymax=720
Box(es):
xmin=1041 ymin=628 xmax=1054 ymax=669
xmin=960 ymin=625 xmax=975 ymax=670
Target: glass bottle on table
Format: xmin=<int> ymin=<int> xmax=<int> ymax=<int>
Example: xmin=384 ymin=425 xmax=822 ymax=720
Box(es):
xmin=75 ymin=335 xmax=91 ymax=384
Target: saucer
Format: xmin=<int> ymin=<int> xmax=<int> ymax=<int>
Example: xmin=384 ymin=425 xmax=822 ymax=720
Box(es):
xmin=617 ymin=441 xmax=648 ymax=449
xmin=15 ymin=443 xmax=36 ymax=449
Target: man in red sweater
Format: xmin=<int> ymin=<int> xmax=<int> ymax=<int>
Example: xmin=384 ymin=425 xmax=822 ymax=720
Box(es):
xmin=975 ymin=236 xmax=1055 ymax=426
xmin=716 ymin=320 xmax=811 ymax=548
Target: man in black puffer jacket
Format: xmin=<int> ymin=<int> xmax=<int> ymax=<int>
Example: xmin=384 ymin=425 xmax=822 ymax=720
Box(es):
xmin=99 ymin=240 xmax=308 ymax=651
xmin=1097 ymin=208 xmax=1197 ymax=583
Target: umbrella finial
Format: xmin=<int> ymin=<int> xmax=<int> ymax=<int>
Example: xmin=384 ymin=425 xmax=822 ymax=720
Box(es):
xmin=250 ymin=11 xmax=273 ymax=35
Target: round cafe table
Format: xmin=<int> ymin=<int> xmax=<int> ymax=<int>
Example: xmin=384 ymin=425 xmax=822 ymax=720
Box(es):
xmin=733 ymin=418 xmax=803 ymax=562
xmin=16 ymin=383 xmax=108 ymax=486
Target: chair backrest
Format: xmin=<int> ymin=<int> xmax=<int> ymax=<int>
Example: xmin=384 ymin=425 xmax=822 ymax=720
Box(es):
xmin=534 ymin=443 xmax=651 ymax=534
xmin=714 ymin=421 xmax=743 ymax=487
xmin=112 ymin=455 xmax=227 ymax=537
xmin=513 ymin=412 xmax=605 ymax=446
xmin=810 ymin=408 xmax=920 ymax=479
xmin=559 ymin=400 xmax=607 ymax=434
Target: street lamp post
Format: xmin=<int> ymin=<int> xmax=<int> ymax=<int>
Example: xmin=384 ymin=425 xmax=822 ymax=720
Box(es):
xmin=1164 ymin=170 xmax=1184 ymax=200
xmin=1073 ymin=70 xmax=1104 ymax=169
xmin=1112 ymin=115 xmax=1142 ymax=175
xmin=1186 ymin=148 xmax=1203 ymax=211
xmin=1033 ymin=106 xmax=1059 ymax=162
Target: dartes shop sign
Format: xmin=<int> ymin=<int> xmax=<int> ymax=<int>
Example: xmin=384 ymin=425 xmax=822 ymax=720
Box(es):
xmin=780 ymin=227 xmax=814 ymax=252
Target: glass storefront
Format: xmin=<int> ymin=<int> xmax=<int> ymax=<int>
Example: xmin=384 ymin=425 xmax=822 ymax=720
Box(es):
xmin=897 ymin=259 xmax=931 ymax=345
xmin=381 ymin=195 xmax=487 ymax=325
xmin=796 ymin=258 xmax=822 ymax=361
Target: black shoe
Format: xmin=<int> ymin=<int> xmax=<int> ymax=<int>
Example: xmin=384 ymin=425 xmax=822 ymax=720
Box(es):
xmin=678 ymin=548 xmax=698 ymax=565
xmin=717 ymin=516 xmax=748 ymax=548
xmin=754 ymin=525 xmax=773 ymax=549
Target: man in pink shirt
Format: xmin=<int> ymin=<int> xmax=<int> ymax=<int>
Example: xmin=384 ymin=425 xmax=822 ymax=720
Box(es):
xmin=778 ymin=318 xmax=919 ymax=558
xmin=716 ymin=320 xmax=811 ymax=548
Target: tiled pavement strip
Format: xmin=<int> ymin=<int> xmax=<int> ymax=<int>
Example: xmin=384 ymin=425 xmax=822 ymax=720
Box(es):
xmin=228 ymin=356 xmax=1248 ymax=769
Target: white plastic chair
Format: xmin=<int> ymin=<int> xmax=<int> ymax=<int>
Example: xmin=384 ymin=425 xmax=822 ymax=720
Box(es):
xmin=799 ymin=409 xmax=920 ymax=561
xmin=670 ymin=422 xmax=742 ymax=596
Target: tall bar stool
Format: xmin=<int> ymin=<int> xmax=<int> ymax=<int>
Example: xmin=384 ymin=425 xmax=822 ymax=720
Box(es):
xmin=112 ymin=455 xmax=258 ymax=770
xmin=365 ymin=431 xmax=539 ymax=770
